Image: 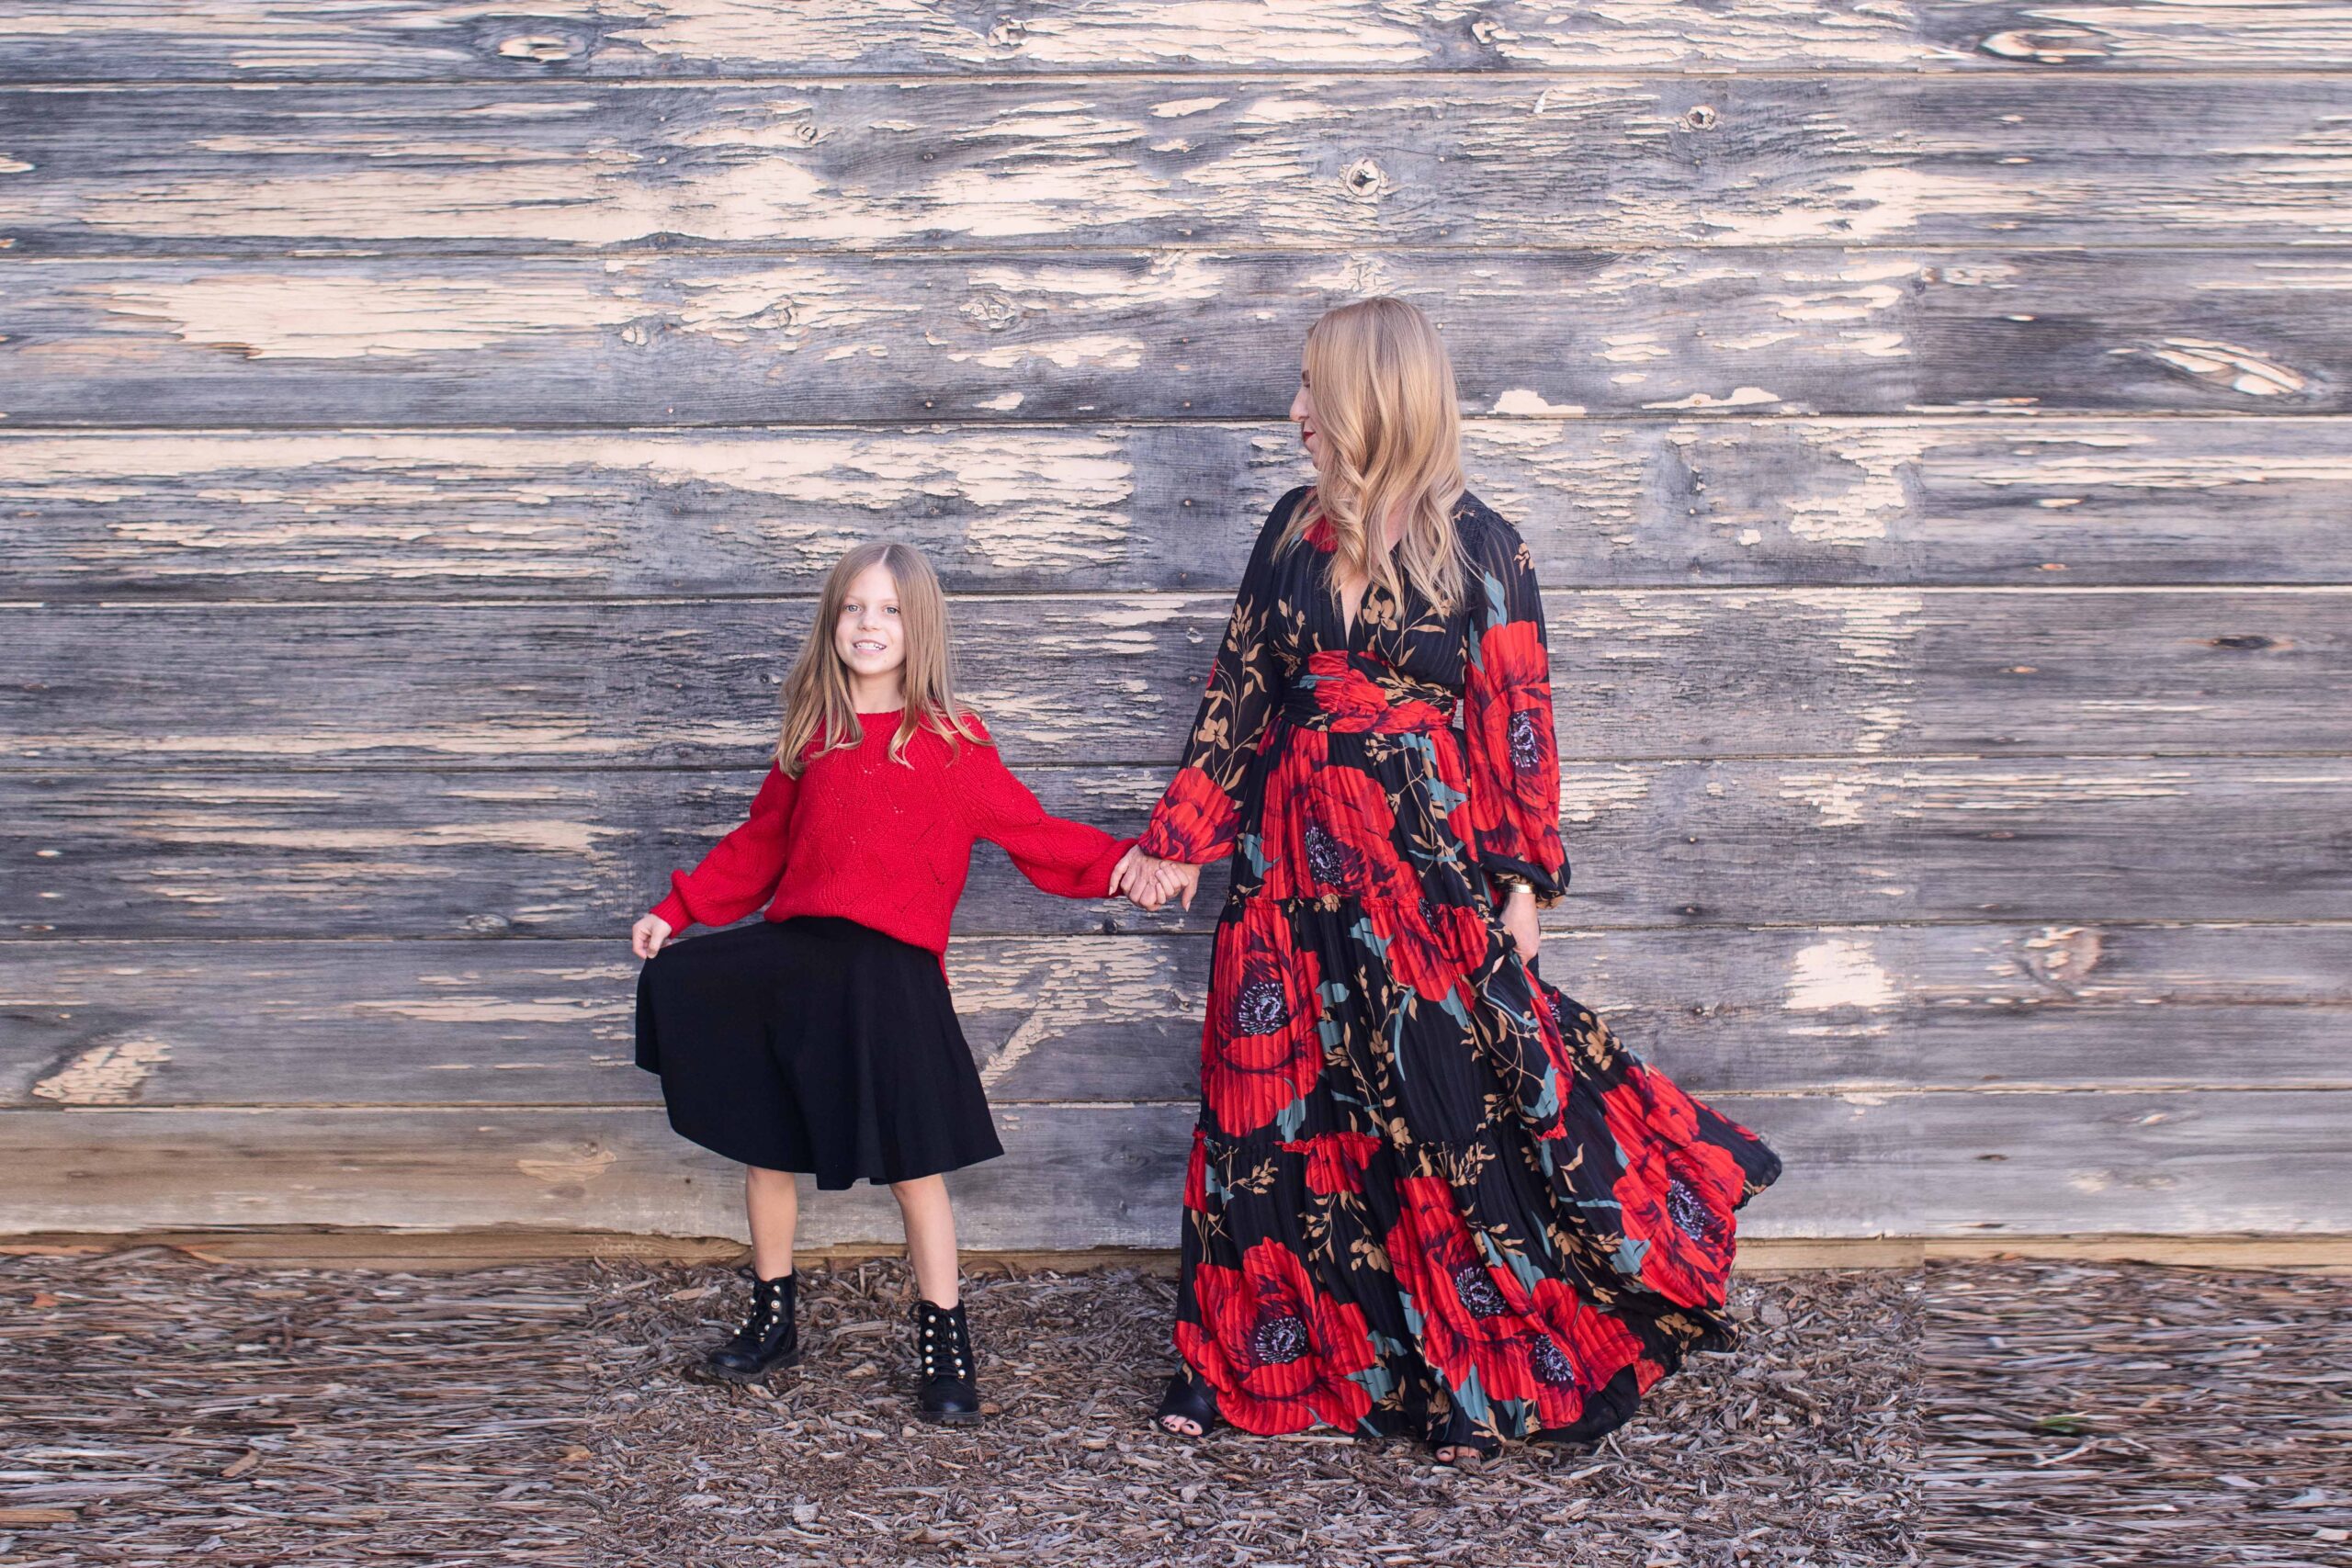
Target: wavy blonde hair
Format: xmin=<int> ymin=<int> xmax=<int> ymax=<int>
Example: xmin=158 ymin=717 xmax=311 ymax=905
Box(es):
xmin=775 ymin=540 xmax=987 ymax=776
xmin=1285 ymin=296 xmax=1469 ymax=613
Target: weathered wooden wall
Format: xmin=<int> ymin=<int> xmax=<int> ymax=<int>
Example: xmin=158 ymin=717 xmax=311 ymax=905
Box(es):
xmin=4 ymin=2 xmax=2349 ymax=1247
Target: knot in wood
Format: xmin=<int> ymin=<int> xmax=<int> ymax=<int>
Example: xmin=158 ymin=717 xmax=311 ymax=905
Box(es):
xmin=961 ymin=291 xmax=1020 ymax=332
xmin=1680 ymin=105 xmax=1719 ymax=132
xmin=495 ymin=35 xmax=582 ymax=63
xmin=1340 ymin=159 xmax=1386 ymax=202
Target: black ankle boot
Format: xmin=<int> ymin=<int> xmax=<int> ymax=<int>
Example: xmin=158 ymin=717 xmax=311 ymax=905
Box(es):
xmin=912 ymin=1298 xmax=980 ymax=1425
xmin=702 ymin=1270 xmax=800 ymax=1384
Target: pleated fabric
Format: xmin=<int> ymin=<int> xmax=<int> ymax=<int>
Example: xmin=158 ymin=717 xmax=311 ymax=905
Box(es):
xmin=635 ymin=914 xmax=1003 ymax=1189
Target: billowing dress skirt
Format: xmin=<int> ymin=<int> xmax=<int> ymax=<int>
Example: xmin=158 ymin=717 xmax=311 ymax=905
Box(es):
xmin=1136 ymin=488 xmax=1783 ymax=1445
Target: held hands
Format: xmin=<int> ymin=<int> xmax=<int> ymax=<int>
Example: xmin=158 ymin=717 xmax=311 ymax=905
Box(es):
xmin=1110 ymin=846 xmax=1201 ymax=912
xmin=631 ymin=913 xmax=673 ymax=960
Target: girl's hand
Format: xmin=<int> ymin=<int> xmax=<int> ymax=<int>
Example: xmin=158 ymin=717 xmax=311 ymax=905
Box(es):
xmin=1109 ymin=845 xmax=1152 ymax=902
xmin=1499 ymin=886 xmax=1540 ymax=965
xmin=632 ymin=913 xmax=673 ymax=960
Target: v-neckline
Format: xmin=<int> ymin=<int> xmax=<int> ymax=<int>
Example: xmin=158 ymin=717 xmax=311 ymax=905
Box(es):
xmin=1336 ymin=570 xmax=1372 ymax=644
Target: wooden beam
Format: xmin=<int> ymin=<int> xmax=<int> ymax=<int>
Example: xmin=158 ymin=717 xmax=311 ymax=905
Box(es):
xmin=6 ymin=3 xmax=2346 ymax=81
xmin=6 ymin=923 xmax=2350 ymax=1109
xmin=9 ymin=588 xmax=2343 ymax=769
xmin=10 ymin=757 xmax=2349 ymax=939
xmin=8 ymin=1230 xmax=2347 ymax=1274
xmin=1 ymin=1090 xmax=2344 ymax=1242
xmin=7 ymin=78 xmax=2351 ymax=255
xmin=7 ymin=248 xmax=2346 ymax=423
xmin=8 ymin=419 xmax=2352 ymax=600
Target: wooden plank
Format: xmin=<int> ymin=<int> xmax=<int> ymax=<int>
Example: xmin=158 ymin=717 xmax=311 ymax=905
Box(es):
xmin=8 ymin=757 xmax=2349 ymax=939
xmin=9 ymin=248 xmax=2346 ymax=426
xmin=7 ymin=3 xmax=2347 ymax=80
xmin=13 ymin=1228 xmax=2351 ymax=1273
xmin=10 ymin=419 xmax=2352 ymax=599
xmin=8 ymin=589 xmax=2346 ymax=769
xmin=4 ymin=78 xmax=2350 ymax=255
xmin=1 ymin=1090 xmax=2343 ymax=1242
xmin=5 ymin=923 xmax=2347 ymax=1111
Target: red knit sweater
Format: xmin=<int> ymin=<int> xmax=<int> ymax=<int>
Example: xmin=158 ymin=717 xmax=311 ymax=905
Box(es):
xmin=649 ymin=710 xmax=1136 ymax=979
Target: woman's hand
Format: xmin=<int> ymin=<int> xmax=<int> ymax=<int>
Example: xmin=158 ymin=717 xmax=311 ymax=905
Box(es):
xmin=1154 ymin=859 xmax=1203 ymax=911
xmin=1113 ymin=851 xmax=1201 ymax=911
xmin=1499 ymin=886 xmax=1540 ymax=966
xmin=632 ymin=913 xmax=673 ymax=960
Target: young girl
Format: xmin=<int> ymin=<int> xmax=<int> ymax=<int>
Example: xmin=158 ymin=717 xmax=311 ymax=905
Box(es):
xmin=630 ymin=540 xmax=1142 ymax=1424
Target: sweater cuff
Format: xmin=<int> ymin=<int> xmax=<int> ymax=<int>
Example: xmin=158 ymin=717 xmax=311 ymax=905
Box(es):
xmin=649 ymin=891 xmax=693 ymax=934
xmin=1083 ymin=836 xmax=1143 ymax=897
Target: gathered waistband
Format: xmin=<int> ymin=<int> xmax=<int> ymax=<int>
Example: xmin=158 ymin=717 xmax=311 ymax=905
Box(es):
xmin=1277 ymin=686 xmax=1458 ymax=736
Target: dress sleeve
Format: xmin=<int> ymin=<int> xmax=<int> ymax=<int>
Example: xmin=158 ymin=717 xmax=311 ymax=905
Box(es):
xmin=1136 ymin=489 xmax=1303 ymax=864
xmin=1461 ymin=514 xmax=1569 ymax=903
xmin=648 ymin=761 xmax=798 ymax=931
xmin=956 ymin=722 xmax=1138 ymax=898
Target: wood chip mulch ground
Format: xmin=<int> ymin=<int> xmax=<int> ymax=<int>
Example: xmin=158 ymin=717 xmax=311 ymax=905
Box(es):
xmin=0 ymin=1249 xmax=2340 ymax=1567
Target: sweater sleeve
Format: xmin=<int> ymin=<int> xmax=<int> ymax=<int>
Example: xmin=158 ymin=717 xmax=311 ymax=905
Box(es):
xmin=954 ymin=722 xmax=1136 ymax=898
xmin=648 ymin=761 xmax=798 ymax=932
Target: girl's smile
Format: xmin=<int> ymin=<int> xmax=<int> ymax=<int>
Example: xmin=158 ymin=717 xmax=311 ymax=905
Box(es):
xmin=834 ymin=561 xmax=909 ymax=706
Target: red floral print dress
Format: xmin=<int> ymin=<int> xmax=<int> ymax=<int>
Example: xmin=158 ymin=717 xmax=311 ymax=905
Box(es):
xmin=1139 ymin=486 xmax=1783 ymax=1447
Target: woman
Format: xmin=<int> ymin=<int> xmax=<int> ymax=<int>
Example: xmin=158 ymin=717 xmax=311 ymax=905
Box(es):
xmin=1124 ymin=298 xmax=1783 ymax=1465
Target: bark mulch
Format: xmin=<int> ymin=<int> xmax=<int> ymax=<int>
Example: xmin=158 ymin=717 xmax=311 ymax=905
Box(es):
xmin=0 ymin=1247 xmax=2339 ymax=1567
xmin=1923 ymin=1258 xmax=2352 ymax=1568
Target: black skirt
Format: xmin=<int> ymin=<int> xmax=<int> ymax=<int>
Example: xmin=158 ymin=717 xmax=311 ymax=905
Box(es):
xmin=634 ymin=915 xmax=1003 ymax=1190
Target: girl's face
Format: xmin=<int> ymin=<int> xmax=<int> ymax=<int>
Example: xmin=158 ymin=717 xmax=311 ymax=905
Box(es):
xmin=833 ymin=562 xmax=906 ymax=686
xmin=1290 ymin=361 xmax=1323 ymax=468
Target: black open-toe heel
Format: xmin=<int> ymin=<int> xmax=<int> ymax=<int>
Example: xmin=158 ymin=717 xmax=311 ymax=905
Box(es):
xmin=1152 ymin=1366 xmax=1223 ymax=1438
xmin=1430 ymin=1406 xmax=1500 ymax=1470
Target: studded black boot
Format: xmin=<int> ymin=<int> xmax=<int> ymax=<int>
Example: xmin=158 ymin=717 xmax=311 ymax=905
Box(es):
xmin=912 ymin=1298 xmax=980 ymax=1425
xmin=701 ymin=1270 xmax=799 ymax=1385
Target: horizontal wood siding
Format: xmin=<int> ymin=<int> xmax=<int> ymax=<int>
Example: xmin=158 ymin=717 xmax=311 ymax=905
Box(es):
xmin=6 ymin=421 xmax=2352 ymax=597
xmin=6 ymin=80 xmax=2351 ymax=254
xmin=7 ymin=250 xmax=2348 ymax=423
xmin=9 ymin=3 xmax=2352 ymax=79
xmin=1 ymin=6 xmax=2345 ymax=1245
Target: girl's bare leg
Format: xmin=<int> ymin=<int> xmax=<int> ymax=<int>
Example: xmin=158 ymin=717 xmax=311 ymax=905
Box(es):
xmin=744 ymin=1166 xmax=798 ymax=1280
xmin=889 ymin=1175 xmax=959 ymax=1306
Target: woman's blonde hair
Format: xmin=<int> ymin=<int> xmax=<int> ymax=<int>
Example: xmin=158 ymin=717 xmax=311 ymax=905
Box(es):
xmin=1286 ymin=296 xmax=1469 ymax=613
xmin=775 ymin=540 xmax=986 ymax=776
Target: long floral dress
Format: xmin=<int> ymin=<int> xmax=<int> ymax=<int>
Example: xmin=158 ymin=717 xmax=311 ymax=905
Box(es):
xmin=1136 ymin=485 xmax=1784 ymax=1447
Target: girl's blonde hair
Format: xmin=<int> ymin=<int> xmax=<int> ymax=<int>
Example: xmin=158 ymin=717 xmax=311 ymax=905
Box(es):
xmin=1285 ymin=296 xmax=1469 ymax=613
xmin=775 ymin=540 xmax=986 ymax=776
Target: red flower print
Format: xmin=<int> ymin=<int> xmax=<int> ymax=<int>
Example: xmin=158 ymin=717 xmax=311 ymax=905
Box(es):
xmin=1302 ymin=510 xmax=1337 ymax=552
xmin=1279 ymin=1130 xmax=1384 ymax=1196
xmin=1176 ymin=1239 xmax=1376 ymax=1435
xmin=1363 ymin=888 xmax=1487 ymax=1002
xmin=1464 ymin=619 xmax=1564 ymax=865
xmin=1306 ymin=650 xmax=1455 ymax=735
xmin=1182 ymin=1126 xmax=1210 ymax=1214
xmin=1384 ymin=1176 xmax=1539 ymax=1404
xmin=1140 ymin=763 xmax=1238 ymax=863
xmin=1601 ymin=1067 xmax=1750 ymax=1309
xmin=1260 ymin=729 xmax=1417 ymax=903
xmin=1200 ymin=897 xmax=1326 ymax=1135
xmin=1521 ymin=1277 xmax=1646 ymax=1427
